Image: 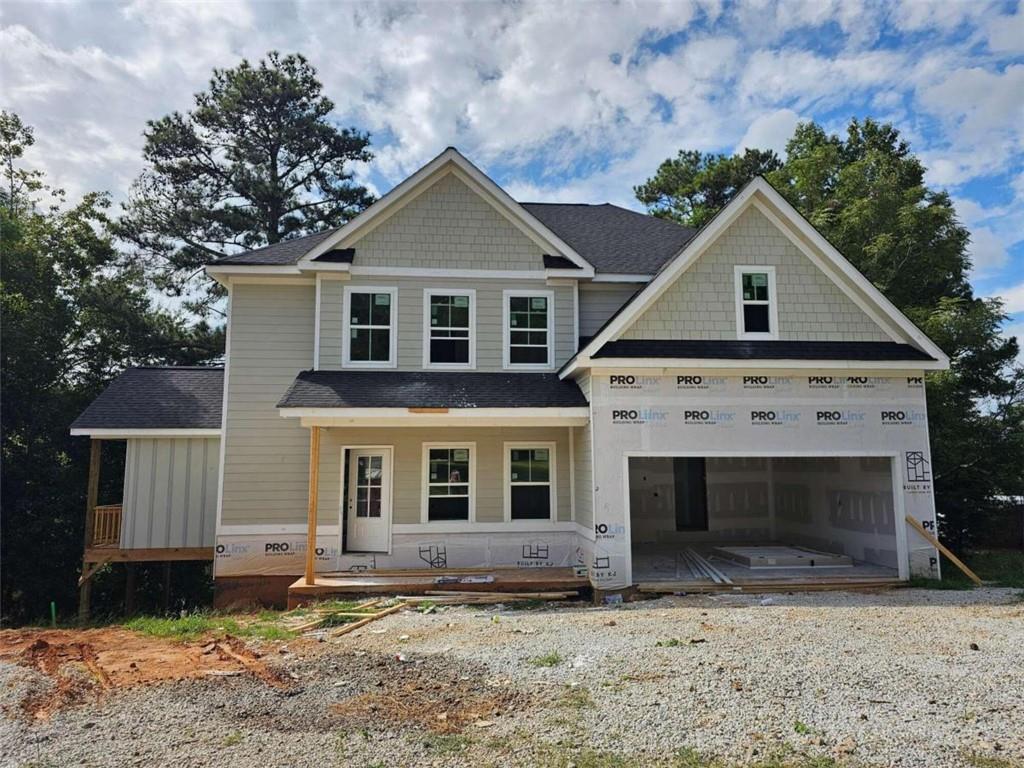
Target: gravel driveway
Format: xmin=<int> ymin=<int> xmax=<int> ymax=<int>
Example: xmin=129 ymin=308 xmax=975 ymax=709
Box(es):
xmin=2 ymin=588 xmax=1022 ymax=767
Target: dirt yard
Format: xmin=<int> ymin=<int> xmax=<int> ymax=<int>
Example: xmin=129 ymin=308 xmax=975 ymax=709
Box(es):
xmin=2 ymin=588 xmax=1022 ymax=768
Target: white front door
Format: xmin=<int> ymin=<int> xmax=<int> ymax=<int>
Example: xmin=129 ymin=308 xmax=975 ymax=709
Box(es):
xmin=346 ymin=449 xmax=391 ymax=552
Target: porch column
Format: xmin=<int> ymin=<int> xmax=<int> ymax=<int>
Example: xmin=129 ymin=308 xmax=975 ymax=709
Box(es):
xmin=78 ymin=439 xmax=101 ymax=622
xmin=304 ymin=426 xmax=321 ymax=585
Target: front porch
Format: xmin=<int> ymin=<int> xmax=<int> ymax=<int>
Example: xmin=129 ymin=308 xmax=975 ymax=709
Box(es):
xmin=288 ymin=566 xmax=589 ymax=607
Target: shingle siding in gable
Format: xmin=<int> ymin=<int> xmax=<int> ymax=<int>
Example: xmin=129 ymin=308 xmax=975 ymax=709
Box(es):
xmin=353 ymin=173 xmax=545 ymax=270
xmin=621 ymin=207 xmax=891 ymax=342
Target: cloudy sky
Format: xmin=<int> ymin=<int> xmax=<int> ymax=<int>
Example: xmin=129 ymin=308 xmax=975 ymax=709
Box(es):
xmin=2 ymin=0 xmax=1022 ymax=340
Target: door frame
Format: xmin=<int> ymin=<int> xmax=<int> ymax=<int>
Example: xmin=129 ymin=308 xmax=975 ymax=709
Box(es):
xmin=340 ymin=445 xmax=394 ymax=554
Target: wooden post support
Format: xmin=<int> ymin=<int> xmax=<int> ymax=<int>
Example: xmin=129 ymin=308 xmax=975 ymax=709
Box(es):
xmin=124 ymin=563 xmax=137 ymax=616
xmin=78 ymin=439 xmax=102 ymax=623
xmin=162 ymin=561 xmax=172 ymax=613
xmin=905 ymin=515 xmax=983 ymax=586
xmin=304 ymin=426 xmax=321 ymax=586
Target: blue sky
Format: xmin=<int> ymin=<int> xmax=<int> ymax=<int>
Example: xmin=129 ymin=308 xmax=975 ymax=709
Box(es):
xmin=1 ymin=0 xmax=1022 ymax=345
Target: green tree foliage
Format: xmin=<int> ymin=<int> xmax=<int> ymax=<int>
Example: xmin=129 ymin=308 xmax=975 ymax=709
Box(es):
xmin=637 ymin=118 xmax=1023 ymax=548
xmin=635 ymin=148 xmax=782 ymax=229
xmin=1 ymin=111 xmax=223 ymax=624
xmin=116 ymin=51 xmax=374 ymax=314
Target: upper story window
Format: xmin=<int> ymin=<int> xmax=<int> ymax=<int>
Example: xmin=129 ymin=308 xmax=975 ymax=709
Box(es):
xmin=424 ymin=289 xmax=475 ymax=369
xmin=503 ymin=290 xmax=554 ymax=369
xmin=343 ymin=286 xmax=397 ymax=367
xmin=734 ymin=266 xmax=778 ymax=340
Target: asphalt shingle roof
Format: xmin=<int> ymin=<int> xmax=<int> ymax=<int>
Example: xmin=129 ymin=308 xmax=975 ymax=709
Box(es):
xmin=71 ymin=367 xmax=224 ymax=431
xmin=212 ymin=230 xmax=336 ymax=266
xmin=523 ymin=203 xmax=695 ymax=274
xmin=277 ymin=370 xmax=588 ymax=409
xmin=591 ymin=340 xmax=936 ymax=361
xmin=208 ymin=203 xmax=694 ymax=275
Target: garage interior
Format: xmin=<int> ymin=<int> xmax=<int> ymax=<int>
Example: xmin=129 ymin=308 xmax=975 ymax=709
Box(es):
xmin=628 ymin=456 xmax=902 ymax=589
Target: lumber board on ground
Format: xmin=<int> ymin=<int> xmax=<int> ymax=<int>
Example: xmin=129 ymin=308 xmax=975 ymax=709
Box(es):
xmin=329 ymin=603 xmax=406 ymax=637
xmin=905 ymin=515 xmax=982 ymax=586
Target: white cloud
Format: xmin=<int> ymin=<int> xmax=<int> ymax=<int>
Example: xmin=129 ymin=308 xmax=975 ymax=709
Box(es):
xmin=967 ymin=227 xmax=1010 ymax=276
xmin=0 ymin=0 xmax=1021 ymax=302
xmin=994 ymin=282 xmax=1024 ymax=314
xmin=735 ymin=108 xmax=802 ymax=155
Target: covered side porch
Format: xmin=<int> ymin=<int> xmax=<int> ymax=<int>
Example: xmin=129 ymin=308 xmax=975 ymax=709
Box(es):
xmin=278 ymin=369 xmax=592 ymax=602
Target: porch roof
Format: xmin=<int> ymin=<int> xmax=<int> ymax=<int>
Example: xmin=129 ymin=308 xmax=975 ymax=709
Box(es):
xmin=70 ymin=366 xmax=224 ymax=436
xmin=589 ymin=339 xmax=936 ymax=362
xmin=277 ymin=370 xmax=589 ymax=410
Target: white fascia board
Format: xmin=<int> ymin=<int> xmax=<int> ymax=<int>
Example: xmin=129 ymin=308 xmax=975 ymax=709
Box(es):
xmin=583 ymin=358 xmax=946 ymax=371
xmin=591 ymin=273 xmax=653 ymax=283
xmin=70 ymin=428 xmax=222 ymax=438
xmin=564 ymin=178 xmax=949 ymax=378
xmin=206 ymin=264 xmax=303 ymax=277
xmin=284 ymin=407 xmax=589 ymax=428
xmin=748 ymin=184 xmax=949 ymax=365
xmin=569 ymin=181 xmax=762 ymax=369
xmin=296 ymin=148 xmax=595 ymax=275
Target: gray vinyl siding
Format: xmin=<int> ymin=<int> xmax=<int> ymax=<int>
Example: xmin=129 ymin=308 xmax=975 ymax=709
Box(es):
xmin=579 ymin=283 xmax=643 ymax=337
xmin=572 ymin=371 xmax=593 ymax=530
xmin=352 ymin=173 xmax=545 ymax=270
xmin=121 ymin=437 xmax=218 ymax=548
xmin=315 ymin=426 xmax=572 ymax=527
xmin=319 ymin=276 xmax=575 ymax=371
xmin=622 ymin=206 xmax=891 ymax=342
xmin=221 ymin=283 xmax=315 ymax=525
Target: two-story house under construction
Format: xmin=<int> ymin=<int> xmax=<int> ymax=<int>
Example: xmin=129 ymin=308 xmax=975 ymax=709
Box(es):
xmin=71 ymin=148 xmax=951 ymax=608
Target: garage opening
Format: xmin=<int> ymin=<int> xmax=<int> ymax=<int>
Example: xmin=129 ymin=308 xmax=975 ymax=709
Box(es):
xmin=628 ymin=456 xmax=902 ymax=587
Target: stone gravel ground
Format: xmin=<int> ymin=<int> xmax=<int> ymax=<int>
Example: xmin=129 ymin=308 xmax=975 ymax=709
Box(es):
xmin=2 ymin=588 xmax=1022 ymax=768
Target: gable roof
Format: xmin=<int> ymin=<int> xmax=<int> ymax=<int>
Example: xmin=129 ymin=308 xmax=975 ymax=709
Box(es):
xmin=205 ymin=149 xmax=697 ymax=276
xmin=561 ymin=176 xmax=950 ymax=375
xmin=523 ymin=203 xmax=695 ymax=275
xmin=295 ymin=147 xmax=594 ymax=275
xmin=70 ymin=367 xmax=224 ymax=435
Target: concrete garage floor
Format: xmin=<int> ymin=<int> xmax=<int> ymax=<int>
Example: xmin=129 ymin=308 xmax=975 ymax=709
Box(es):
xmin=632 ymin=542 xmax=899 ymax=588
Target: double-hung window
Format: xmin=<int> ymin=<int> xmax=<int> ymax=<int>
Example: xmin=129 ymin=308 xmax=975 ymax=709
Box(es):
xmin=344 ymin=287 xmax=397 ymax=366
xmin=734 ymin=266 xmax=778 ymax=339
xmin=505 ymin=444 xmax=555 ymax=521
xmin=504 ymin=290 xmax=553 ymax=368
xmin=423 ymin=444 xmax=474 ymax=521
xmin=424 ymin=289 xmax=475 ymax=368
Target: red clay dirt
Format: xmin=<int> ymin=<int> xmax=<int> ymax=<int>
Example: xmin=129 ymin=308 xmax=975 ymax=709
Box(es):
xmin=0 ymin=628 xmax=291 ymax=720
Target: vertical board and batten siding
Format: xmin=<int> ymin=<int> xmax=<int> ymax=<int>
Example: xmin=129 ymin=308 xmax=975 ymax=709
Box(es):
xmin=319 ymin=276 xmax=575 ymax=371
xmin=221 ymin=283 xmax=315 ymax=525
xmin=352 ymin=173 xmax=545 ymax=270
xmin=121 ymin=437 xmax=219 ymax=548
xmin=579 ymin=283 xmax=643 ymax=338
xmin=315 ymin=427 xmax=573 ymax=526
xmin=621 ymin=206 xmax=892 ymax=342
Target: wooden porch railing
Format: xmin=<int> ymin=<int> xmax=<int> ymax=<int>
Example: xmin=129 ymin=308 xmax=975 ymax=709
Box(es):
xmin=92 ymin=504 xmax=123 ymax=548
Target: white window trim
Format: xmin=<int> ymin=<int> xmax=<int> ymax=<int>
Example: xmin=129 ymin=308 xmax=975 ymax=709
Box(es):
xmin=734 ymin=265 xmax=779 ymax=340
xmin=421 ymin=442 xmax=476 ymax=523
xmin=503 ymin=441 xmax=557 ymax=523
xmin=503 ymin=289 xmax=555 ymax=370
xmin=342 ymin=285 xmax=398 ymax=368
xmin=422 ymin=288 xmax=476 ymax=370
